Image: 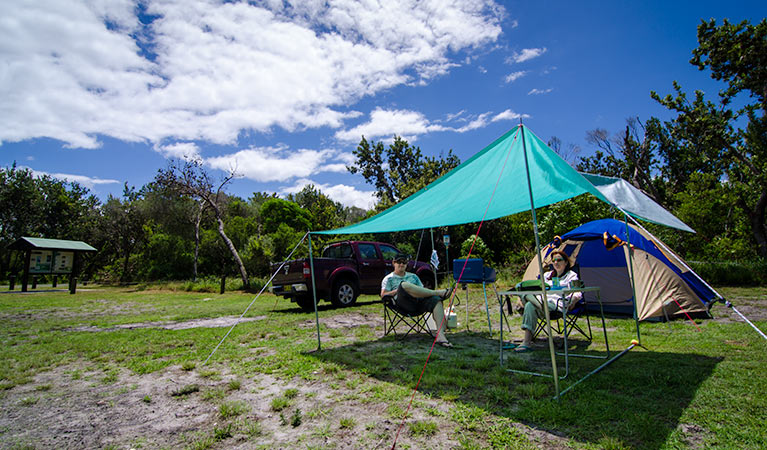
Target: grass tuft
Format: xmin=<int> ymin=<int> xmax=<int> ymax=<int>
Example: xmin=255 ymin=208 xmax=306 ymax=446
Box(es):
xmin=171 ymin=384 xmax=199 ymax=397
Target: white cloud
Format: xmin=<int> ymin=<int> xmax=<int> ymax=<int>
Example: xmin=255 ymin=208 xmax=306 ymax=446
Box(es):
xmin=1 ymin=0 xmax=504 ymax=149
xmin=492 ymin=109 xmax=530 ymax=122
xmin=321 ymin=163 xmax=350 ymax=173
xmin=28 ymin=167 xmax=120 ymax=189
xmin=528 ymin=88 xmax=553 ymax=95
xmin=335 ymin=108 xmax=445 ymax=142
xmin=206 ymin=146 xmax=336 ymax=183
xmin=156 ymin=142 xmax=201 ymax=161
xmin=511 ymin=47 xmax=547 ymax=63
xmin=337 ymin=106 xmax=527 ymax=141
xmin=504 ymin=70 xmax=527 ymax=83
xmin=280 ymin=179 xmax=376 ymax=210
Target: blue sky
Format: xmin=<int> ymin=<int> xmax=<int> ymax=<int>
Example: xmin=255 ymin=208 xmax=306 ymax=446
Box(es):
xmin=1 ymin=1 xmax=763 ymax=209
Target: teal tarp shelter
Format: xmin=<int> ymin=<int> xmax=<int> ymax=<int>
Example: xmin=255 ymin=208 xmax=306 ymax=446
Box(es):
xmin=582 ymin=173 xmax=694 ymax=233
xmin=315 ymin=125 xmax=608 ymax=235
xmin=311 ymin=124 xmax=616 ymax=397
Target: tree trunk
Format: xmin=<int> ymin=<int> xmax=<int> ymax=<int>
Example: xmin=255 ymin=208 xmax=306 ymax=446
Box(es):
xmin=751 ymin=189 xmax=767 ymax=258
xmin=193 ymin=201 xmax=203 ymax=282
xmin=121 ymin=247 xmax=131 ymax=283
xmin=214 ymin=212 xmax=249 ymax=290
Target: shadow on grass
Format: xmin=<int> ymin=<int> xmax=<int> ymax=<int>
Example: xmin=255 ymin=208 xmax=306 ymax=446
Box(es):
xmin=308 ymin=330 xmax=722 ymax=450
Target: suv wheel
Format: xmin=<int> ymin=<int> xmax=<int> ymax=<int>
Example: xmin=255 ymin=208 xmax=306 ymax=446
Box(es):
xmin=295 ymin=295 xmax=315 ymax=312
xmin=331 ymin=278 xmax=358 ymax=307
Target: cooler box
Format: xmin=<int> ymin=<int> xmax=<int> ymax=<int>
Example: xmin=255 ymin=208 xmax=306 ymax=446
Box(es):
xmin=453 ymin=258 xmax=484 ymax=283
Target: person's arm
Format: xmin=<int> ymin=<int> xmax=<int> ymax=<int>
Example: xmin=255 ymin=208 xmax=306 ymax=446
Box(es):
xmin=381 ymin=287 xmax=399 ymax=297
xmin=543 ymin=271 xmax=554 ymax=286
xmin=381 ymin=274 xmax=398 ymax=297
xmin=562 ymin=271 xmax=583 ymax=308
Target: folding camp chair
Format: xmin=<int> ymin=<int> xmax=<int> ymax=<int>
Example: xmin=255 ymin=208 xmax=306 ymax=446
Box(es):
xmin=382 ymin=295 xmax=435 ymax=339
xmin=532 ymin=298 xmax=592 ymax=342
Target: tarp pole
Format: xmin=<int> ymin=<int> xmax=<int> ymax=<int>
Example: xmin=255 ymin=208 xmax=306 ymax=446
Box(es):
xmin=520 ymin=122 xmax=560 ymax=397
xmin=430 ymin=228 xmax=438 ymax=288
xmin=558 ymin=340 xmax=639 ymax=398
xmin=309 ymin=233 xmax=322 ymax=351
xmin=624 ymin=214 xmax=642 ymax=346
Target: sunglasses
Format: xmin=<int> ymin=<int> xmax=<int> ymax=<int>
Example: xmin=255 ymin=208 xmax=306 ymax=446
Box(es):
xmin=552 ymin=257 xmax=565 ymax=263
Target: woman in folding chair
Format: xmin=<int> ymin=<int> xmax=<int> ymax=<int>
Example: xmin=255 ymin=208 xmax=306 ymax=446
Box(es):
xmin=381 ymin=253 xmax=455 ymax=347
xmin=513 ymin=250 xmax=582 ymax=353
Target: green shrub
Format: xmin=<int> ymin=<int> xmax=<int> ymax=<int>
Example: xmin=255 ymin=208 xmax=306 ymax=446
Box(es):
xmin=687 ymin=260 xmax=767 ymax=286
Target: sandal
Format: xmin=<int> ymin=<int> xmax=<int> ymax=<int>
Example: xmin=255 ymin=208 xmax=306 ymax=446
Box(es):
xmin=437 ymin=341 xmax=454 ymax=348
xmin=441 ymin=283 xmax=456 ymax=300
xmin=513 ymin=344 xmax=534 ymax=353
xmin=503 ymin=342 xmax=519 ymax=350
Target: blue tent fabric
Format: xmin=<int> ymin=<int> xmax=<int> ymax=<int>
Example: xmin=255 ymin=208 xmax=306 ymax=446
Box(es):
xmin=561 ymin=219 xmax=715 ymax=304
xmin=531 ymin=218 xmax=716 ymax=319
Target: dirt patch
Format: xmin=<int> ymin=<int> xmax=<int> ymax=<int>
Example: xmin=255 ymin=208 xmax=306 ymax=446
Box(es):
xmin=0 ymin=363 xmax=457 ymax=449
xmin=677 ymin=423 xmax=710 ymax=449
xmin=0 ymin=308 xmax=569 ymax=449
xmin=66 ymin=315 xmax=266 ymax=332
xmin=710 ymin=295 xmax=767 ymax=323
xmin=0 ymin=359 xmax=579 ymax=449
xmin=302 ymin=312 xmax=378 ymax=329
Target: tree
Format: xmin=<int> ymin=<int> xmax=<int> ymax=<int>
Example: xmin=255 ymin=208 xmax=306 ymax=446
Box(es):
xmin=651 ymin=19 xmax=767 ymax=257
xmin=0 ymin=164 xmax=43 ymax=277
xmin=348 ymin=136 xmax=460 ymax=208
xmin=547 ymin=136 xmax=581 ymax=165
xmin=288 ymin=184 xmax=345 ymax=231
xmin=99 ymin=185 xmax=147 ymax=282
xmin=0 ymin=164 xmax=101 ymax=280
xmin=577 ymin=118 xmax=663 ymax=203
xmin=156 ymin=160 xmax=250 ymax=289
xmin=259 ymin=198 xmax=312 ymax=234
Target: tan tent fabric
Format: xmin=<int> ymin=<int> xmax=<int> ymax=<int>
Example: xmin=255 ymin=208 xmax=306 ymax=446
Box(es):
xmin=520 ymin=221 xmax=710 ymax=321
xmin=625 ymin=246 xmax=707 ymax=320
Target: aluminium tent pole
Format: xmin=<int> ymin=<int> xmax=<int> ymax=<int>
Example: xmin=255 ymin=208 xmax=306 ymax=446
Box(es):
xmin=520 ymin=123 xmax=560 ymax=397
xmin=309 ymin=233 xmax=322 ymax=351
xmin=624 ymin=214 xmax=642 ymax=346
xmin=430 ymin=228 xmax=438 ymax=288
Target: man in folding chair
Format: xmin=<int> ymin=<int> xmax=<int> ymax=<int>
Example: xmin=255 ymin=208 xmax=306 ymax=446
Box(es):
xmin=381 ymin=253 xmax=455 ymax=347
xmin=513 ymin=250 xmax=582 ymax=353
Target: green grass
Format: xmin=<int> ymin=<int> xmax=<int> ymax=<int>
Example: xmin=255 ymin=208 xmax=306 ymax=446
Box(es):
xmin=0 ymin=286 xmax=765 ymax=449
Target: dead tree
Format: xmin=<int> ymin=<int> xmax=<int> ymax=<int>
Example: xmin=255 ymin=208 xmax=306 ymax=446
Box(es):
xmin=157 ymin=159 xmax=249 ymax=290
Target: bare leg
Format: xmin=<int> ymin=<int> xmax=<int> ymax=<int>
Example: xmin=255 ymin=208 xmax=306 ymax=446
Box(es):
xmin=521 ymin=328 xmax=534 ymax=347
xmin=400 ymin=281 xmax=449 ymax=298
xmin=431 ymin=301 xmax=449 ymax=343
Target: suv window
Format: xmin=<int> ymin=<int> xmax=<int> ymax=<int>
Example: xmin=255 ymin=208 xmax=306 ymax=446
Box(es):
xmin=358 ymin=243 xmax=379 ymax=260
xmin=379 ymin=244 xmax=400 ymax=261
xmin=323 ymin=243 xmax=353 ymax=258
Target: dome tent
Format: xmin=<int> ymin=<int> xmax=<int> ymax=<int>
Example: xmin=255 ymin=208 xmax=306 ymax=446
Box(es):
xmin=523 ymin=218 xmax=717 ymax=321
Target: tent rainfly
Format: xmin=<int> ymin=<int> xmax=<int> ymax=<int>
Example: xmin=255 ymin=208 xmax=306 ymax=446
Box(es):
xmin=523 ymin=219 xmax=716 ymax=320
